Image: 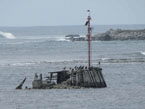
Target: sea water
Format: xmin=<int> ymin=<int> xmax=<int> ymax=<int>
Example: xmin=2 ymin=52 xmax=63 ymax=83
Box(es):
xmin=0 ymin=26 xmax=145 ymax=109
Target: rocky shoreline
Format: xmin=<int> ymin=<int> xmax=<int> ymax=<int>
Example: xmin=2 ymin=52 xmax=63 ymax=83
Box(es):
xmin=93 ymin=28 xmax=145 ymax=41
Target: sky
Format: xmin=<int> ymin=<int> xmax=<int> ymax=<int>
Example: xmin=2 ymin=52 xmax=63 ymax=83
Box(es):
xmin=0 ymin=0 xmax=145 ymax=27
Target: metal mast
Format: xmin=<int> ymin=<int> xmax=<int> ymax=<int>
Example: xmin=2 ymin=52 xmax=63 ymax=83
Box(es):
xmin=87 ymin=10 xmax=91 ymax=68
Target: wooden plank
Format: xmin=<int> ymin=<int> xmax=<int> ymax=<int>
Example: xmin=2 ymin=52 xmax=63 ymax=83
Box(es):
xmin=99 ymin=71 xmax=107 ymax=87
xmin=83 ymin=70 xmax=89 ymax=87
xmin=78 ymin=70 xmax=83 ymax=86
xmin=95 ymin=69 xmax=103 ymax=88
xmin=76 ymin=71 xmax=79 ymax=86
xmin=87 ymin=70 xmax=95 ymax=87
xmin=16 ymin=77 xmax=26 ymax=89
xmin=91 ymin=70 xmax=100 ymax=88
xmin=90 ymin=70 xmax=98 ymax=87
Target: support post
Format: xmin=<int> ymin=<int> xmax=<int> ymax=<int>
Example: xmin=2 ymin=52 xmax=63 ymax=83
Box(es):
xmin=16 ymin=77 xmax=26 ymax=89
xmin=87 ymin=10 xmax=91 ymax=69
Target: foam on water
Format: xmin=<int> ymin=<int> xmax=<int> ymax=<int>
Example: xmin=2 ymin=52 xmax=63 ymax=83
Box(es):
xmin=56 ymin=38 xmax=70 ymax=42
xmin=1 ymin=57 xmax=145 ymax=67
xmin=0 ymin=31 xmax=16 ymax=39
xmin=141 ymin=51 xmax=145 ymax=55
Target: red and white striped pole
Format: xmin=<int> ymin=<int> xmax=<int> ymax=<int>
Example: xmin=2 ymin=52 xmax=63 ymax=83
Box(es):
xmin=87 ymin=10 xmax=91 ymax=69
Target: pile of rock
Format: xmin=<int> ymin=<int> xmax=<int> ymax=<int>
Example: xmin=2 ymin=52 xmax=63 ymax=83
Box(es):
xmin=93 ymin=28 xmax=145 ymax=41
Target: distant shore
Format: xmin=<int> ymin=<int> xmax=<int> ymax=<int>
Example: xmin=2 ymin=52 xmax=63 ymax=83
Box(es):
xmin=93 ymin=28 xmax=145 ymax=41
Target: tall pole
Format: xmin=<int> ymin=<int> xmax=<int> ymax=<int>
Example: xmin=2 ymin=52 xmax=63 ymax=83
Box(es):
xmin=87 ymin=10 xmax=91 ymax=69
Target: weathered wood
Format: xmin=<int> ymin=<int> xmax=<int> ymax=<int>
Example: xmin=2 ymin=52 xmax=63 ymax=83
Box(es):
xmin=93 ymin=68 xmax=106 ymax=88
xmin=98 ymin=71 xmax=105 ymax=87
xmin=79 ymin=70 xmax=84 ymax=86
xmin=99 ymin=70 xmax=107 ymax=87
xmin=50 ymin=73 xmax=53 ymax=82
xmin=31 ymin=66 xmax=107 ymax=89
xmin=85 ymin=70 xmax=90 ymax=87
xmin=75 ymin=70 xmax=79 ymax=86
xmin=71 ymin=70 xmax=76 ymax=85
xmin=86 ymin=70 xmax=93 ymax=87
xmin=16 ymin=77 xmax=26 ymax=89
xmin=91 ymin=70 xmax=100 ymax=87
xmin=90 ymin=71 xmax=97 ymax=87
xmin=70 ymin=67 xmax=107 ymax=88
xmin=40 ymin=73 xmax=42 ymax=81
xmin=92 ymin=70 xmax=98 ymax=85
xmin=97 ymin=70 xmax=104 ymax=87
xmin=92 ymin=69 xmax=102 ymax=87
xmin=57 ymin=71 xmax=67 ymax=83
xmin=82 ymin=70 xmax=88 ymax=86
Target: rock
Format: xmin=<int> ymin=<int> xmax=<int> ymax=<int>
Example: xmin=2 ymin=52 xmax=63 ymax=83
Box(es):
xmin=93 ymin=28 xmax=145 ymax=41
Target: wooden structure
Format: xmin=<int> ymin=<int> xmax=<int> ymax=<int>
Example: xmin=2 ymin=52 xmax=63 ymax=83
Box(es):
xmin=31 ymin=66 xmax=107 ymax=89
xmin=46 ymin=70 xmax=69 ymax=84
xmin=16 ymin=77 xmax=26 ymax=89
xmin=32 ymin=70 xmax=70 ymax=89
xmin=70 ymin=66 xmax=107 ymax=88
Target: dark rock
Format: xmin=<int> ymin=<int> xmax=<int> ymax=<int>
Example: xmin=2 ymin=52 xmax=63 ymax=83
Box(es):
xmin=93 ymin=28 xmax=145 ymax=41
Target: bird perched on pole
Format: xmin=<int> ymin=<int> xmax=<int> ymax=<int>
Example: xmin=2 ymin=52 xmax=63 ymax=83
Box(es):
xmin=85 ymin=10 xmax=90 ymax=26
xmin=85 ymin=20 xmax=89 ymax=26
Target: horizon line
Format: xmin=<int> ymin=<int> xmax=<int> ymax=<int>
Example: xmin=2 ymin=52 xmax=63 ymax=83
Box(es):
xmin=0 ymin=24 xmax=145 ymax=28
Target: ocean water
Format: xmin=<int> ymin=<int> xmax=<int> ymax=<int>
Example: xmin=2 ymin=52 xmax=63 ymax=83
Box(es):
xmin=0 ymin=25 xmax=145 ymax=109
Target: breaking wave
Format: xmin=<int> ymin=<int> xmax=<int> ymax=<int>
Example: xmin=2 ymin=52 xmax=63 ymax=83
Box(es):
xmin=141 ymin=52 xmax=145 ymax=56
xmin=0 ymin=31 xmax=16 ymax=39
xmin=1 ymin=57 xmax=145 ymax=67
xmin=98 ymin=58 xmax=145 ymax=63
xmin=56 ymin=38 xmax=70 ymax=42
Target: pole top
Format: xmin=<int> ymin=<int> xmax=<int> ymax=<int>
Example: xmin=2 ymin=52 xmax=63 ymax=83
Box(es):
xmin=87 ymin=10 xmax=91 ymax=19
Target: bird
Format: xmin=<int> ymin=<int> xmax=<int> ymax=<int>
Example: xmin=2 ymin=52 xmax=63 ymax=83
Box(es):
xmin=63 ymin=67 xmax=66 ymax=70
xmin=85 ymin=20 xmax=89 ymax=26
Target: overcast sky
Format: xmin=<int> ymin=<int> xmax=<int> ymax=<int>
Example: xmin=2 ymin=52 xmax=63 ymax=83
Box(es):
xmin=0 ymin=0 xmax=145 ymax=27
